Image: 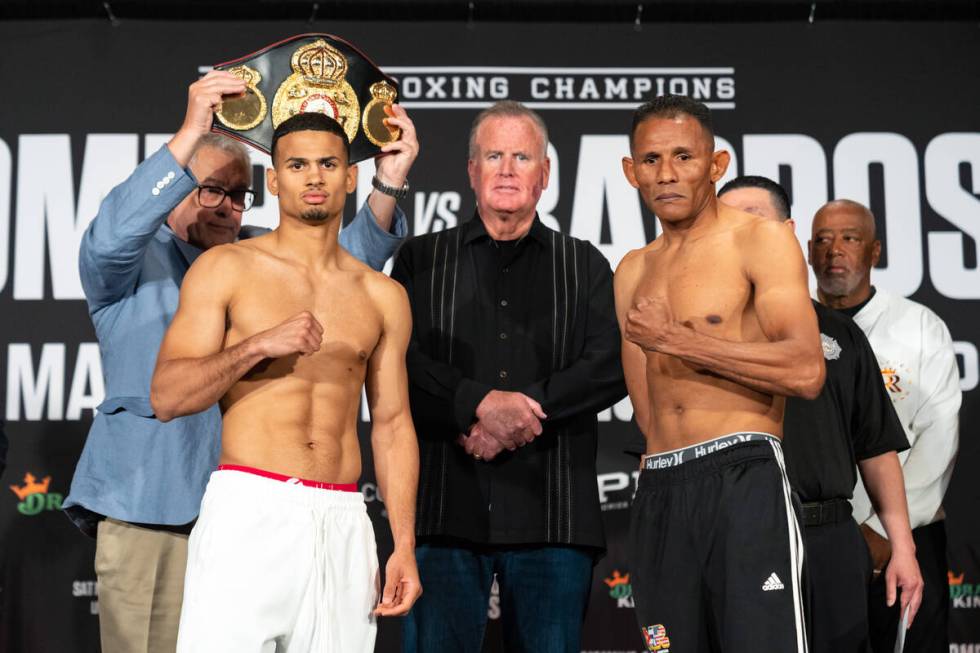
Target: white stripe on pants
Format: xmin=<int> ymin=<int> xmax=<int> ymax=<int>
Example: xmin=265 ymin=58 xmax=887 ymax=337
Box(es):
xmin=767 ymin=438 xmax=810 ymax=653
xmin=176 ymin=470 xmax=379 ymax=653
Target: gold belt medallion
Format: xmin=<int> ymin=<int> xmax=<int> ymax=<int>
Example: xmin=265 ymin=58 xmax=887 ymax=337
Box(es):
xmin=362 ymin=81 xmax=401 ymax=147
xmin=271 ymin=39 xmax=360 ymax=144
xmin=216 ymin=65 xmax=267 ymax=131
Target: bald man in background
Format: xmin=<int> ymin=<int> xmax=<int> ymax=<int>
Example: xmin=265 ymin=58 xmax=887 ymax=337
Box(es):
xmin=809 ymin=199 xmax=960 ymax=653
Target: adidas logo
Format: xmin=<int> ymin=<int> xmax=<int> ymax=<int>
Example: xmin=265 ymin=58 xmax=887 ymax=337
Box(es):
xmin=762 ymin=572 xmax=784 ymax=591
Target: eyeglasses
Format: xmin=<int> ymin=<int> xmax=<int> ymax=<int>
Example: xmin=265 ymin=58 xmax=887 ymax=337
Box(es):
xmin=197 ymin=185 xmax=255 ymax=211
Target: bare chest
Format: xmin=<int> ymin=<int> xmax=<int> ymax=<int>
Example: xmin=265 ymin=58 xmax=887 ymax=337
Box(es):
xmin=636 ymin=240 xmax=752 ymax=332
xmin=228 ymin=263 xmax=382 ymax=368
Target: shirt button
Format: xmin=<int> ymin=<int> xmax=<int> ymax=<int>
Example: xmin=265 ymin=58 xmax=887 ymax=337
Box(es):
xmin=151 ymin=188 xmax=160 ymax=196
xmin=156 ymin=181 xmax=165 ymax=189
xmin=499 ymin=332 xmax=507 ymax=340
xmin=499 ymin=370 xmax=508 ymax=380
xmin=500 ymin=299 xmax=508 ymax=307
xmin=167 ymin=171 xmax=176 ymax=179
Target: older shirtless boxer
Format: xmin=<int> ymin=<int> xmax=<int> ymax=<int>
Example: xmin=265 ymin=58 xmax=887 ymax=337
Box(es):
xmin=150 ymin=112 xmax=421 ymax=653
xmin=615 ymin=96 xmax=824 ymax=653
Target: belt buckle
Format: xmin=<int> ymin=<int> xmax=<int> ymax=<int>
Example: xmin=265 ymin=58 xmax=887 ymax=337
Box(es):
xmin=801 ymin=502 xmax=823 ymax=526
xmin=801 ymin=504 xmax=813 ymax=524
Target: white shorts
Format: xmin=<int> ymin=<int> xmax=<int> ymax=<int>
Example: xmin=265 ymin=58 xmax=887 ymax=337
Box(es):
xmin=176 ymin=468 xmax=379 ymax=653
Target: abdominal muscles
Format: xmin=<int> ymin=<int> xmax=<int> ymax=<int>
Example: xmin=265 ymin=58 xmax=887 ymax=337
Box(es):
xmin=219 ymin=343 xmax=366 ymax=483
xmin=643 ymin=354 xmax=783 ymax=454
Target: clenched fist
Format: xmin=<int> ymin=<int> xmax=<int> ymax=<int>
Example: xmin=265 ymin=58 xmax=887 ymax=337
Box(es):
xmin=249 ymin=311 xmax=324 ymax=359
xmin=625 ymin=296 xmax=678 ymax=353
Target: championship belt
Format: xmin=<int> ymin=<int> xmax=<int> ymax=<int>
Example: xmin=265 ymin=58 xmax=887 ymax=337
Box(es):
xmin=211 ymin=33 xmax=400 ymax=164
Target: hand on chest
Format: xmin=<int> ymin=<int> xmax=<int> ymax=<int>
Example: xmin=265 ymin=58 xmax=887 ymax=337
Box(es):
xmin=229 ymin=269 xmax=382 ymax=367
xmin=634 ymin=248 xmax=752 ymax=335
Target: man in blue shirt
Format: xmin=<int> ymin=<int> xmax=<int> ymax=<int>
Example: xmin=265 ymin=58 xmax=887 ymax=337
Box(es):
xmin=63 ymin=70 xmax=418 ymax=653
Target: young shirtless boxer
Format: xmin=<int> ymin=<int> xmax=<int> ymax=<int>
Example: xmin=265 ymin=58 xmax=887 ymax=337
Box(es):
xmin=151 ymin=112 xmax=421 ymax=652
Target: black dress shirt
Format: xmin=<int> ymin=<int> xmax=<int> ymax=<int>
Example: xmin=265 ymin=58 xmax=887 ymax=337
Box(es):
xmin=782 ymin=300 xmax=909 ymax=502
xmin=391 ymin=215 xmax=626 ymax=550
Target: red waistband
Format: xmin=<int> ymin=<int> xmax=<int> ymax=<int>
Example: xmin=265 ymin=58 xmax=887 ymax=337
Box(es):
xmin=216 ymin=465 xmax=359 ymax=492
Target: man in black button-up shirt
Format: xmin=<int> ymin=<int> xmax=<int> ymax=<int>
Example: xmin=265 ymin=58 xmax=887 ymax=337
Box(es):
xmin=392 ymin=101 xmax=626 ymax=653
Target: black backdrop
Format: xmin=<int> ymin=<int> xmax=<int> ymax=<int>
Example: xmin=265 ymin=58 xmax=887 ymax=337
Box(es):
xmin=0 ymin=19 xmax=977 ymax=653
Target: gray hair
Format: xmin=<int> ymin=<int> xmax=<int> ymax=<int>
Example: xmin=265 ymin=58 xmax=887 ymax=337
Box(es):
xmin=468 ymin=101 xmax=549 ymax=160
xmin=190 ymin=133 xmax=253 ymax=183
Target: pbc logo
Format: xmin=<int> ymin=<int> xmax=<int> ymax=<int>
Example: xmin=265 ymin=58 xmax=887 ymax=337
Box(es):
xmin=603 ymin=570 xmax=634 ymax=608
xmin=642 ymin=624 xmax=671 ymax=652
xmin=9 ymin=472 xmax=63 ymax=516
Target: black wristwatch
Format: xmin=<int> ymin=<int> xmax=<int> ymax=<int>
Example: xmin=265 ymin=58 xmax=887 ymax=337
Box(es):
xmin=371 ymin=175 xmax=410 ymax=200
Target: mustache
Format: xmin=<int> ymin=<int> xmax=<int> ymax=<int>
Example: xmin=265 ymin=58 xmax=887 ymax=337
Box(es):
xmin=299 ymin=209 xmax=331 ymax=222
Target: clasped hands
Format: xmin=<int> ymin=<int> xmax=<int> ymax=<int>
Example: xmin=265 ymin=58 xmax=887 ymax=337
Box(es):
xmin=456 ymin=390 xmax=547 ymax=462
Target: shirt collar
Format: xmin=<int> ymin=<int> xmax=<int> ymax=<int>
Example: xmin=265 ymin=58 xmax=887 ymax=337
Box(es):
xmin=837 ymin=286 xmax=877 ymax=319
xmin=462 ymin=211 xmax=550 ymax=247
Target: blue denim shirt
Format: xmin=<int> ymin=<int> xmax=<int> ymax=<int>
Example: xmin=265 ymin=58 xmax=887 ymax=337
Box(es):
xmin=63 ymin=145 xmax=406 ymax=536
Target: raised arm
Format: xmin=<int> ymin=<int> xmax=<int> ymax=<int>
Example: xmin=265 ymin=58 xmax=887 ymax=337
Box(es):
xmin=366 ymin=104 xmax=418 ymax=234
xmin=338 ymin=105 xmax=417 ymax=270
xmin=339 ymin=200 xmax=407 ymax=271
xmin=365 ymin=277 xmax=422 ymax=617
xmin=82 ymin=71 xmax=246 ymax=311
xmin=79 ymin=146 xmax=196 ymax=311
xmin=150 ymin=247 xmax=323 ymax=421
xmin=625 ymin=220 xmax=825 ymax=399
xmin=614 ymin=249 xmax=653 ymax=438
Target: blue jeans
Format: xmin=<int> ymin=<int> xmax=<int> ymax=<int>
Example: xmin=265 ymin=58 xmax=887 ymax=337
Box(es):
xmin=402 ymin=543 xmax=594 ymax=653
